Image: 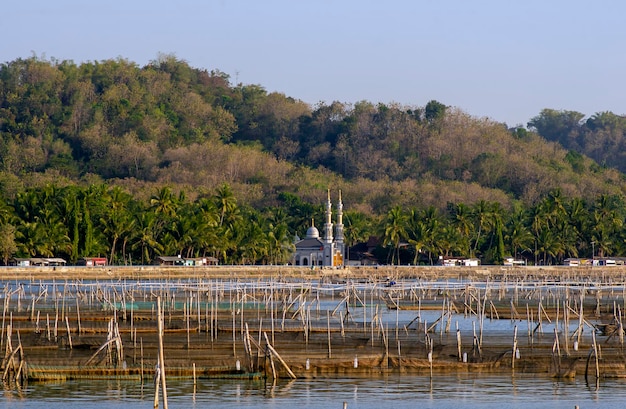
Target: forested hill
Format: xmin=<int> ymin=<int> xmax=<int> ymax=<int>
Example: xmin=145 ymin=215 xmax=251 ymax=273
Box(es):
xmin=0 ymin=55 xmax=624 ymax=215
xmin=528 ymin=109 xmax=626 ymax=174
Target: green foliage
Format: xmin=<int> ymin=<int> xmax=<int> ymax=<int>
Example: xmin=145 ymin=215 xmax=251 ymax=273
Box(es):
xmin=531 ymin=109 xmax=626 ymax=174
xmin=564 ymin=150 xmax=585 ymax=173
xmin=424 ymin=100 xmax=447 ymax=123
xmin=2 ymin=56 xmax=626 ymax=265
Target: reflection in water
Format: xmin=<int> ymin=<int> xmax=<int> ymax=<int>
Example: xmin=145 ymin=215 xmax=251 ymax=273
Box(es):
xmin=3 ymin=374 xmax=626 ymax=409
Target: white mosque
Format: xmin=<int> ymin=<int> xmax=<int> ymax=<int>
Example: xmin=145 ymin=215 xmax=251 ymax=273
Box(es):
xmin=292 ymin=190 xmax=345 ymax=267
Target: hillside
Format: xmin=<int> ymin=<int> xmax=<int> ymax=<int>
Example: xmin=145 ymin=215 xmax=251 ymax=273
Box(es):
xmin=0 ymin=55 xmax=624 ymax=216
xmin=529 ymin=109 xmax=626 ymax=174
xmin=2 ymin=55 xmax=626 ymax=267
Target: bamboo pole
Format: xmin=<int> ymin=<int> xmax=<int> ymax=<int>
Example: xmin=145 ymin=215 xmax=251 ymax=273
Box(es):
xmin=327 ymin=310 xmax=332 ymax=358
xmin=76 ymin=296 xmax=82 ymax=335
xmin=263 ymin=332 xmax=296 ymax=379
xmin=65 ymin=316 xmax=72 ymax=350
xmin=456 ymin=323 xmax=462 ymax=361
xmin=512 ymin=325 xmax=518 ymax=370
xmin=156 ymin=296 xmax=168 ymax=409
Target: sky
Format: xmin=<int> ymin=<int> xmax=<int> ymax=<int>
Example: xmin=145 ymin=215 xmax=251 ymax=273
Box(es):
xmin=4 ymin=0 xmax=626 ymax=127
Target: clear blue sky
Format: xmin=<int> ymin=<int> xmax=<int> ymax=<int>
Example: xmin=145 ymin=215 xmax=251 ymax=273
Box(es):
xmin=4 ymin=0 xmax=625 ymax=126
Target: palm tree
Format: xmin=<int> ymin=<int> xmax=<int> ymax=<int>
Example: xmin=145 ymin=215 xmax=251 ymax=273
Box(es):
xmin=483 ymin=202 xmax=505 ymax=263
xmin=214 ymin=184 xmax=237 ymax=227
xmin=422 ymin=206 xmax=442 ymax=265
xmin=16 ymin=221 xmax=46 ymax=257
xmin=566 ymin=197 xmax=589 ymax=257
xmin=535 ymin=229 xmax=564 ymax=265
xmin=100 ymin=187 xmax=135 ymax=264
xmin=150 ymin=186 xmax=178 ymax=219
xmin=406 ymin=208 xmax=428 ymax=265
xmin=343 ymin=210 xmax=371 ymax=257
xmin=267 ymin=223 xmax=294 ymax=265
xmin=437 ymin=223 xmax=463 ymax=261
xmin=194 ymin=198 xmax=221 ymax=258
xmin=382 ymin=206 xmax=406 ymax=265
xmin=131 ymin=212 xmax=163 ymax=264
xmin=505 ymin=207 xmax=533 ymax=260
xmin=263 ymin=208 xmax=296 ymax=265
xmin=471 ymin=200 xmax=491 ymax=256
xmin=449 ymin=203 xmax=473 ymax=257
xmin=591 ymin=194 xmax=624 ymax=258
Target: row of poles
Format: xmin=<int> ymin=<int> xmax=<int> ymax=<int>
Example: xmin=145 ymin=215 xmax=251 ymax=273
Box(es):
xmin=0 ymin=276 xmax=624 ymax=386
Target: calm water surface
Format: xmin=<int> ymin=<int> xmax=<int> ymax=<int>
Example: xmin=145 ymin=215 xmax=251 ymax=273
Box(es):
xmin=2 ymin=374 xmax=626 ymax=409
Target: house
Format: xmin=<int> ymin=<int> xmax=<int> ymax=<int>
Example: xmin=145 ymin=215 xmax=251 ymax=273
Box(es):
xmin=9 ymin=257 xmax=67 ymax=267
xmin=594 ymin=257 xmax=622 ymax=266
xmin=156 ymin=256 xmax=186 ymax=266
xmin=189 ymin=257 xmax=218 ymax=266
xmin=156 ymin=256 xmax=219 ymax=266
xmin=10 ymin=258 xmax=32 ymax=267
xmin=439 ymin=257 xmax=480 ymax=267
xmin=504 ymin=257 xmax=526 ymax=266
xmin=77 ymin=257 xmax=107 ymax=267
xmin=563 ymin=258 xmax=590 ymax=266
xmin=347 ymin=240 xmax=379 ymax=266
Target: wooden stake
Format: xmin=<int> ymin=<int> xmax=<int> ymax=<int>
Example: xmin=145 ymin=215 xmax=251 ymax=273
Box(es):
xmin=327 ymin=310 xmax=332 ymax=358
xmin=157 ymin=296 xmax=168 ymax=409
xmin=65 ymin=316 xmax=72 ymax=350
xmin=263 ymin=332 xmax=296 ymax=379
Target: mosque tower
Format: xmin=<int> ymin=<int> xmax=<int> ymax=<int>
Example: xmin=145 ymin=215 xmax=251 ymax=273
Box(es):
xmin=322 ymin=189 xmax=335 ymax=266
xmin=323 ymin=189 xmax=334 ymax=244
xmin=334 ymin=190 xmax=345 ymax=263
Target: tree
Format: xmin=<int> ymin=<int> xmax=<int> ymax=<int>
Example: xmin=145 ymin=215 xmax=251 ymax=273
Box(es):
xmin=100 ymin=187 xmax=136 ymax=264
xmin=527 ymin=108 xmax=584 ymax=149
xmin=449 ymin=203 xmax=473 ymax=257
xmin=504 ymin=207 xmax=533 ymax=260
xmin=535 ymin=229 xmax=564 ymax=265
xmin=421 ymin=206 xmax=443 ymax=265
xmin=424 ymin=100 xmax=447 ymax=123
xmin=0 ymin=224 xmax=17 ymax=264
xmin=406 ymin=209 xmax=428 ymax=265
xmin=131 ymin=211 xmax=163 ymax=265
xmin=471 ymin=200 xmax=492 ymax=256
xmin=591 ymin=194 xmax=624 ymax=258
xmin=214 ymin=184 xmax=238 ymax=227
xmin=382 ymin=206 xmax=406 ymax=265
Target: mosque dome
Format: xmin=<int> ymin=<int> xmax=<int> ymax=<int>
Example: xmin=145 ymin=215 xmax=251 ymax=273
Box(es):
xmin=306 ymin=222 xmax=320 ymax=239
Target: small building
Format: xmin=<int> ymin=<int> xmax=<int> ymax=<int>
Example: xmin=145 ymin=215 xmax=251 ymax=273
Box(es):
xmin=156 ymin=256 xmax=219 ymax=266
xmin=185 ymin=257 xmax=219 ymax=266
xmin=10 ymin=257 xmax=67 ymax=267
xmin=504 ymin=257 xmax=526 ymax=266
xmin=594 ymin=258 xmax=620 ymax=266
xmin=78 ymin=257 xmax=107 ymax=267
xmin=440 ymin=257 xmax=480 ymax=267
xmin=563 ymin=258 xmax=588 ymax=266
xmin=10 ymin=258 xmax=32 ymax=267
xmin=156 ymin=256 xmax=186 ymax=266
xmin=347 ymin=240 xmax=379 ymax=266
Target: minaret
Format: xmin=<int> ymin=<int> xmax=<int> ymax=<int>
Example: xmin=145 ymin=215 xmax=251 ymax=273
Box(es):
xmin=334 ymin=190 xmax=345 ymax=264
xmin=323 ymin=189 xmax=333 ymax=244
xmin=322 ymin=189 xmax=334 ymax=266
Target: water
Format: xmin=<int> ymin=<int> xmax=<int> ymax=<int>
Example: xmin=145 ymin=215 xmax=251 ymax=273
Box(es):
xmin=3 ymin=374 xmax=626 ymax=409
xmin=4 ymin=276 xmax=624 ymax=408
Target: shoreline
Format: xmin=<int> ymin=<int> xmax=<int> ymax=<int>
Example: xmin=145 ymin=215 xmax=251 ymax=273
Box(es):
xmin=2 ymin=264 xmax=626 ymax=281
